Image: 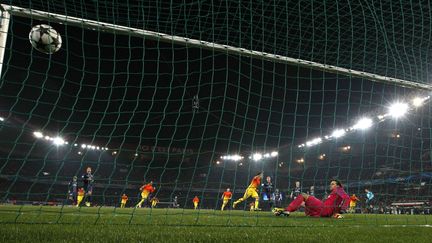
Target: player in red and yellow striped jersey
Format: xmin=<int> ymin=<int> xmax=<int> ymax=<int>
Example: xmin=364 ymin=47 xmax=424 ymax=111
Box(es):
xmin=221 ymin=188 xmax=232 ymax=211
xmin=349 ymin=194 xmax=359 ymax=213
xmin=120 ymin=194 xmax=128 ymax=208
xmin=136 ymin=181 xmax=155 ymax=208
xmin=193 ymin=196 xmax=200 ymax=210
xmin=233 ymin=172 xmax=263 ymax=210
xmin=76 ymin=188 xmax=85 ymax=207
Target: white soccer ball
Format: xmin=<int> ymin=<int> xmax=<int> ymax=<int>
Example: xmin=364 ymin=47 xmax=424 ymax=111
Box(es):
xmin=29 ymin=24 xmax=62 ymax=54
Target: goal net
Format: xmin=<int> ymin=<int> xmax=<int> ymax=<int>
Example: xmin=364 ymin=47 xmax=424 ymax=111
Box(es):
xmin=0 ymin=1 xmax=431 ymax=226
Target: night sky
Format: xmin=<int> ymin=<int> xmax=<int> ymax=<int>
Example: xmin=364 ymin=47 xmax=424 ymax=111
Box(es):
xmin=0 ymin=1 xmax=431 ymax=204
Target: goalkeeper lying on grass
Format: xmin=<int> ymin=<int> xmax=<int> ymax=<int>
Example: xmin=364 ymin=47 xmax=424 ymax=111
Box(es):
xmin=273 ymin=179 xmax=349 ymax=218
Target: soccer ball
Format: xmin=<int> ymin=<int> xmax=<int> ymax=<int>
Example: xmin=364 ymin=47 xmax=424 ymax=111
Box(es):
xmin=29 ymin=24 xmax=62 ymax=54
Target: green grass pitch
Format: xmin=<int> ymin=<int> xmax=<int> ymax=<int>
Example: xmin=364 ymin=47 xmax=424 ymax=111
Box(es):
xmin=0 ymin=205 xmax=431 ymax=242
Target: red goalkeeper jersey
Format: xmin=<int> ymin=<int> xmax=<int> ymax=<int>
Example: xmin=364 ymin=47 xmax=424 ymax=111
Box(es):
xmin=322 ymin=187 xmax=350 ymax=216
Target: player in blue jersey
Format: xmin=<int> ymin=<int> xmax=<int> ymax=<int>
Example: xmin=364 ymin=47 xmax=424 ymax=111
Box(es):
xmin=67 ymin=176 xmax=78 ymax=205
xmin=290 ymin=181 xmax=302 ymax=199
xmin=82 ymin=167 xmax=94 ymax=207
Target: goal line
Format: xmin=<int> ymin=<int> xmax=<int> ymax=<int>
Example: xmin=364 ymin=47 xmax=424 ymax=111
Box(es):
xmin=1 ymin=4 xmax=431 ymax=91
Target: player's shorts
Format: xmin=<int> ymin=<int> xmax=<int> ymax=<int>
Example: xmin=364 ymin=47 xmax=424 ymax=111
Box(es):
xmin=223 ymin=198 xmax=230 ymax=204
xmin=77 ymin=195 xmax=84 ymax=202
xmin=194 ymin=202 xmax=198 ymax=207
xmin=243 ymin=187 xmax=259 ymax=199
xmin=121 ymin=200 xmax=127 ymax=204
xmin=350 ymin=203 xmax=356 ymax=208
xmin=141 ymin=191 xmax=150 ymax=199
xmin=304 ymin=196 xmax=324 ymax=217
xmin=84 ymin=185 xmax=93 ymax=194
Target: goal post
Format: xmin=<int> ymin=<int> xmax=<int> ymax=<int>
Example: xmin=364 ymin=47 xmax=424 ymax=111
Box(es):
xmin=0 ymin=9 xmax=10 ymax=76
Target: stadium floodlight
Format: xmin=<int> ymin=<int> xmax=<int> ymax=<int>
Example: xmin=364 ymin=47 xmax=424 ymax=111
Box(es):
xmin=96 ymin=146 xmax=100 ymax=150
xmin=263 ymin=153 xmax=271 ymax=158
xmin=33 ymin=131 xmax=43 ymax=138
xmin=52 ymin=137 xmax=65 ymax=146
xmin=216 ymin=161 xmax=220 ymax=165
xmin=74 ymin=143 xmax=78 ymax=147
xmin=331 ymin=129 xmax=346 ymax=138
xmin=412 ymin=97 xmax=424 ymax=107
xmin=306 ymin=137 xmax=322 ymax=147
xmin=388 ymin=102 xmax=408 ymax=118
xmin=271 ymin=151 xmax=278 ymax=157
xmin=0 ymin=117 xmax=4 ymax=121
xmin=231 ymin=155 xmax=243 ymax=161
xmin=319 ymin=154 xmax=326 ymax=160
xmin=352 ymin=118 xmax=373 ymax=130
xmin=252 ymin=153 xmax=263 ymax=161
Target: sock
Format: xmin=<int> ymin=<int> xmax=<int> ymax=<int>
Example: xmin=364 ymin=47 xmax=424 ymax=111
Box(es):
xmin=254 ymin=199 xmax=259 ymax=209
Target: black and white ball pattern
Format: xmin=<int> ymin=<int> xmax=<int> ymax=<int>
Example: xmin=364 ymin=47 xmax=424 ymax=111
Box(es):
xmin=29 ymin=24 xmax=62 ymax=54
